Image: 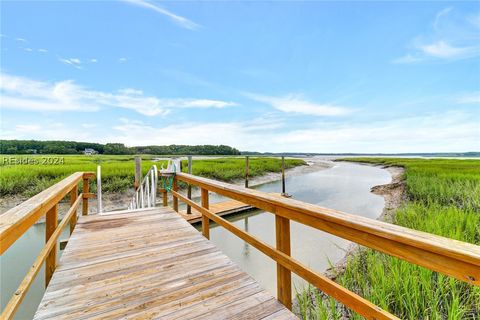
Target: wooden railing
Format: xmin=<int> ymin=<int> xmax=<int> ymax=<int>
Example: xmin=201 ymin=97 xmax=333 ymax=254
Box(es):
xmin=165 ymin=172 xmax=480 ymax=320
xmin=0 ymin=172 xmax=95 ymax=320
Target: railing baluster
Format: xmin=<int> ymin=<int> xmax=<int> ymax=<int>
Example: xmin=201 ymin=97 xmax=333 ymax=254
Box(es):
xmin=173 ymin=178 xmax=178 ymax=212
xmin=162 ymin=189 xmax=168 ymax=207
xmin=82 ymin=178 xmax=89 ymax=216
xmin=69 ymin=185 xmax=78 ymax=234
xmin=45 ymin=204 xmax=58 ymax=287
xmin=201 ymin=188 xmax=210 ymax=239
xmin=275 ymin=213 xmax=292 ymax=310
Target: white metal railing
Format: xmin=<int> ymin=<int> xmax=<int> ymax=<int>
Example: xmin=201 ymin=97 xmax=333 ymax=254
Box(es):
xmin=128 ymin=165 xmax=158 ymax=210
xmin=97 ymin=165 xmax=103 ymax=213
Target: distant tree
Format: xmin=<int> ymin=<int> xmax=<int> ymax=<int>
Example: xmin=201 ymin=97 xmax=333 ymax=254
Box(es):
xmin=0 ymin=140 xmax=241 ymax=155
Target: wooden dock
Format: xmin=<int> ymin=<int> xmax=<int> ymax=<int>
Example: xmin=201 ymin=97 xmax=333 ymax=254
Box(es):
xmin=179 ymin=199 xmax=253 ymax=223
xmin=178 ymin=194 xmax=286 ymax=224
xmin=3 ymin=170 xmax=479 ymax=320
xmin=33 ymin=207 xmax=296 ymax=320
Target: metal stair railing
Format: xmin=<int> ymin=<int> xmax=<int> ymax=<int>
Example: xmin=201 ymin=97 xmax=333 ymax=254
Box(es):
xmin=128 ymin=165 xmax=158 ymax=210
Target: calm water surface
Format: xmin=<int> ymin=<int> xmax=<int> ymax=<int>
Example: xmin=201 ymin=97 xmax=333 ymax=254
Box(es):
xmin=206 ymin=161 xmax=391 ymax=296
xmin=1 ymin=161 xmax=390 ymax=319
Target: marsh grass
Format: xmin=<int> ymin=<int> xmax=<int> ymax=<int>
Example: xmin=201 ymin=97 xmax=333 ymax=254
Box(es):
xmin=296 ymin=158 xmax=480 ymax=319
xmin=0 ymin=155 xmax=305 ymax=197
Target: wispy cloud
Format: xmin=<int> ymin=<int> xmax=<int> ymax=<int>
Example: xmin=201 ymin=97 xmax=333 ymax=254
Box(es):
xmin=394 ymin=8 xmax=480 ymax=63
xmin=121 ymin=0 xmax=200 ymax=30
xmin=90 ymin=58 xmax=98 ymax=63
xmin=15 ymin=37 xmax=27 ymax=43
xmin=38 ymin=48 xmax=48 ymax=53
xmin=419 ymin=41 xmax=478 ymax=59
xmin=118 ymin=57 xmax=128 ymax=63
xmin=59 ymin=57 xmax=83 ymax=69
xmin=246 ymin=93 xmax=351 ymax=116
xmin=0 ymin=73 xmax=236 ymax=116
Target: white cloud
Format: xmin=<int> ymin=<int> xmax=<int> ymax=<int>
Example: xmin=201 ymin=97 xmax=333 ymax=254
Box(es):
xmin=419 ymin=41 xmax=477 ymax=59
xmin=104 ymin=110 xmax=479 ymax=153
xmin=118 ymin=57 xmax=127 ymax=63
xmin=90 ymin=58 xmax=98 ymax=63
xmin=15 ymin=38 xmax=27 ymax=42
xmin=392 ymin=54 xmax=423 ymax=64
xmin=247 ymin=93 xmax=351 ymax=116
xmin=394 ymin=8 xmax=480 ymax=63
xmin=38 ymin=49 xmax=48 ymax=53
xmin=24 ymin=48 xmax=33 ymax=52
xmin=59 ymin=58 xmax=82 ymax=69
xmin=121 ymin=0 xmax=200 ymax=30
xmin=0 ymin=73 xmax=237 ymax=116
xmin=457 ymin=92 xmax=480 ymax=104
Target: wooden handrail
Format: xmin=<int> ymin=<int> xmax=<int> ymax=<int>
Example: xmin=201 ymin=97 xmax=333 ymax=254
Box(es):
xmin=0 ymin=172 xmax=94 ymax=320
xmin=0 ymin=172 xmax=94 ymax=254
xmin=171 ymin=190 xmax=399 ymax=319
xmin=168 ymin=172 xmax=480 ymax=319
xmin=174 ymin=172 xmax=480 ymax=285
xmin=1 ymin=194 xmax=83 ymax=319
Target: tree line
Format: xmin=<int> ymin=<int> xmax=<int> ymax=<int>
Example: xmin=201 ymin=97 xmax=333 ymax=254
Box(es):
xmin=0 ymin=140 xmax=241 ymax=155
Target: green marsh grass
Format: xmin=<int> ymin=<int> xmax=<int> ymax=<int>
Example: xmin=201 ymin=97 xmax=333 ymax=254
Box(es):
xmin=0 ymin=155 xmax=305 ymax=197
xmin=296 ymin=158 xmax=480 ymax=319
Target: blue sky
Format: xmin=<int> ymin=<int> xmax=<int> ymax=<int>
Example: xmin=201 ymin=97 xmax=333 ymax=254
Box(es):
xmin=1 ymin=1 xmax=479 ymax=153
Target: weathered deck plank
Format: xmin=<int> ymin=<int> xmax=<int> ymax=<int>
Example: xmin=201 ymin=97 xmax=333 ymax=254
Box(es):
xmin=34 ymin=207 xmax=296 ymax=320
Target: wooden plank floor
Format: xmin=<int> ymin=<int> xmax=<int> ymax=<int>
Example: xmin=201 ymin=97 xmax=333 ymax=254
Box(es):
xmin=34 ymin=207 xmax=297 ymax=320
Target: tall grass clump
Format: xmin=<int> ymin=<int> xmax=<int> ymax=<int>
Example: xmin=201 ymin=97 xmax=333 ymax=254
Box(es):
xmin=296 ymin=158 xmax=480 ymax=319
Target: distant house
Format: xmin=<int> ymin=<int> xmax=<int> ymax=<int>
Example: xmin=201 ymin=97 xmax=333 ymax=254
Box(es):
xmin=84 ymin=148 xmax=97 ymax=155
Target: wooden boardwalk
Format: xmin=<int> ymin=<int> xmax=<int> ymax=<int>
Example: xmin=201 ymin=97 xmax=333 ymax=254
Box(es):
xmin=34 ymin=207 xmax=296 ymax=320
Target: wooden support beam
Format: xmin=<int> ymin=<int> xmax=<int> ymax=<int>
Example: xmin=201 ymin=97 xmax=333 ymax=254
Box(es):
xmin=162 ymin=190 xmax=168 ymax=207
xmin=69 ymin=185 xmax=78 ymax=234
xmin=45 ymin=204 xmax=58 ymax=287
xmin=276 ymin=214 xmax=292 ymax=310
xmin=281 ymin=156 xmax=286 ymax=195
xmin=187 ymin=156 xmax=193 ymax=214
xmin=245 ymin=156 xmax=249 ymax=188
xmin=201 ymin=188 xmax=210 ymax=239
xmin=134 ymin=156 xmax=141 ymax=190
xmin=172 ymin=178 xmax=178 ymax=212
xmin=82 ymin=178 xmax=89 ymax=216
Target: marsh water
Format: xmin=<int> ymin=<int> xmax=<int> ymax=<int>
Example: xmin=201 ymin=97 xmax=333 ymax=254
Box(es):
xmin=1 ymin=161 xmax=391 ymax=319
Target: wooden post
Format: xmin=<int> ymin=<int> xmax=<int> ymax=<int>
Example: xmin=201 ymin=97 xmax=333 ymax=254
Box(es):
xmin=245 ymin=156 xmax=249 ymax=188
xmin=275 ymin=214 xmax=292 ymax=310
xmin=45 ymin=204 xmax=58 ymax=287
xmin=172 ymin=178 xmax=178 ymax=212
xmin=281 ymin=156 xmax=286 ymax=195
xmin=187 ymin=156 xmax=192 ymax=214
xmin=162 ymin=189 xmax=168 ymax=207
xmin=69 ymin=185 xmax=78 ymax=234
xmin=134 ymin=156 xmax=142 ymax=190
xmin=201 ymin=188 xmax=210 ymax=239
xmin=82 ymin=178 xmax=89 ymax=216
